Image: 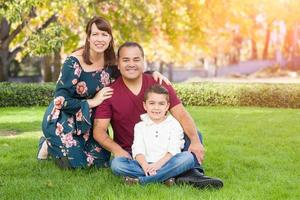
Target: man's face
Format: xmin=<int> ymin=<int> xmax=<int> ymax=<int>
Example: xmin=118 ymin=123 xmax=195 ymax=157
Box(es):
xmin=118 ymin=46 xmax=144 ymax=81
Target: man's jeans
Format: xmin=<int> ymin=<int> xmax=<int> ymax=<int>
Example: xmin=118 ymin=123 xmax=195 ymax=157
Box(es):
xmin=182 ymin=131 xmax=205 ymax=174
xmin=110 ymin=152 xmax=194 ymax=185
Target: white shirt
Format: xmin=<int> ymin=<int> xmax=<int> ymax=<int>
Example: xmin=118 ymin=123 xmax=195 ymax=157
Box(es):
xmin=132 ymin=113 xmax=185 ymax=163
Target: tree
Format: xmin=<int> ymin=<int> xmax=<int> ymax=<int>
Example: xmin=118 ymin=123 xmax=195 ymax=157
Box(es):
xmin=0 ymin=0 xmax=63 ymax=81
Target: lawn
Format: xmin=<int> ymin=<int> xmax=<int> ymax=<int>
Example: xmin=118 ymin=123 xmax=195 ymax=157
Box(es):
xmin=0 ymin=106 xmax=299 ymax=200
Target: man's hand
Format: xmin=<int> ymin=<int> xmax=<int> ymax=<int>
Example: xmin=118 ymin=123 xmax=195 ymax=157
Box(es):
xmin=188 ymin=141 xmax=205 ymax=164
xmin=114 ymin=148 xmax=132 ymax=159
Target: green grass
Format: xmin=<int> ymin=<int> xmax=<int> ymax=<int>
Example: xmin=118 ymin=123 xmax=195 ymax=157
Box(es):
xmin=0 ymin=106 xmax=299 ymax=200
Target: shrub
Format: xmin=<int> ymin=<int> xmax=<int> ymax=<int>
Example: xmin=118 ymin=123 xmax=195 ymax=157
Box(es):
xmin=174 ymin=82 xmax=300 ymax=108
xmin=1 ymin=82 xmax=300 ymax=108
xmin=0 ymin=82 xmax=55 ymax=107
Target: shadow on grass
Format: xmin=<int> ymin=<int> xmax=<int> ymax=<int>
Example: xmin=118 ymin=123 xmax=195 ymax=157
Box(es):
xmin=0 ymin=121 xmax=42 ymax=134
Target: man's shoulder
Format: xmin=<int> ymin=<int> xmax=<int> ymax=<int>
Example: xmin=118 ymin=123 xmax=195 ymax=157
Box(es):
xmin=110 ymin=77 xmax=124 ymax=89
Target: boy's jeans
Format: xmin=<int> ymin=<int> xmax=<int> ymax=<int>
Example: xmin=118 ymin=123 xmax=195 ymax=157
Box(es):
xmin=111 ymin=151 xmax=194 ymax=185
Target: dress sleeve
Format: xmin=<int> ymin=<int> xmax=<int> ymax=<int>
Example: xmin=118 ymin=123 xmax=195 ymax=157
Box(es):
xmin=51 ymin=57 xmax=91 ymax=133
xmin=132 ymin=124 xmax=146 ymax=159
xmin=167 ymin=118 xmax=185 ymax=156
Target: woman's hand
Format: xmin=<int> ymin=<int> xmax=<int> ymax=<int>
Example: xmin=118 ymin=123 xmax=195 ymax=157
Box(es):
xmin=87 ymin=87 xmax=113 ymax=108
xmin=152 ymin=71 xmax=171 ymax=85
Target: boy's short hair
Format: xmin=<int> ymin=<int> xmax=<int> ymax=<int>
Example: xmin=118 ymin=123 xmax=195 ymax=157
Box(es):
xmin=144 ymin=84 xmax=170 ymax=102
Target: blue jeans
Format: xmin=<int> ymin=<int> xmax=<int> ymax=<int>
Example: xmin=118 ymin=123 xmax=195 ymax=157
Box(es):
xmin=182 ymin=131 xmax=205 ymax=174
xmin=110 ymin=152 xmax=195 ymax=185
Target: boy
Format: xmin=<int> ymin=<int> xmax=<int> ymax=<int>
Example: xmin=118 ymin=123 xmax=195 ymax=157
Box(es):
xmin=110 ymin=84 xmax=195 ymax=185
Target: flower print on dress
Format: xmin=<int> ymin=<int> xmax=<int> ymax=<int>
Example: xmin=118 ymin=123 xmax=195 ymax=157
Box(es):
xmin=100 ymin=71 xmax=110 ymax=86
xmin=83 ymin=131 xmax=90 ymax=141
xmin=61 ymin=133 xmax=77 ymax=148
xmin=76 ymin=129 xmax=82 ymax=136
xmin=54 ymin=96 xmax=65 ymax=109
xmin=76 ymin=81 xmax=88 ymax=96
xmin=94 ymin=146 xmax=102 ymax=153
xmin=56 ymin=123 xmax=64 ymax=135
xmin=73 ymin=62 xmax=82 ymax=77
xmin=48 ymin=108 xmax=60 ymax=121
xmin=85 ymin=152 xmax=95 ymax=167
xmin=76 ymin=109 xmax=83 ymax=121
xmin=72 ymin=79 xmax=78 ymax=85
xmin=60 ymin=147 xmax=68 ymax=156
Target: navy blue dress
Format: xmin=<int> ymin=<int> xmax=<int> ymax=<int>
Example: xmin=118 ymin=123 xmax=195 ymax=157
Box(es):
xmin=42 ymin=56 xmax=119 ymax=168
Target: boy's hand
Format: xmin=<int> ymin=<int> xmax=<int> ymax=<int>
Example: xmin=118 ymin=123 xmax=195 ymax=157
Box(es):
xmin=146 ymin=162 xmax=163 ymax=176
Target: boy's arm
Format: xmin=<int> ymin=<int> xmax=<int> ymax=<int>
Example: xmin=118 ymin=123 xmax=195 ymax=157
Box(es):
xmin=135 ymin=154 xmax=150 ymax=176
xmin=93 ymin=118 xmax=131 ymax=158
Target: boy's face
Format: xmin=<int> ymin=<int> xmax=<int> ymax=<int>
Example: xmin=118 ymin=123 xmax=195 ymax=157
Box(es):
xmin=117 ymin=46 xmax=144 ymax=81
xmin=143 ymin=92 xmax=170 ymax=123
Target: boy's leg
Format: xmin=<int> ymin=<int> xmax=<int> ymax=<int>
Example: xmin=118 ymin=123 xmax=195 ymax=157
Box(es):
xmin=139 ymin=152 xmax=194 ymax=185
xmin=110 ymin=157 xmax=145 ymax=178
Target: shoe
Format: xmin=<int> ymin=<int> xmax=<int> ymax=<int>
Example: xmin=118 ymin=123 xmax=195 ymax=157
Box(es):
xmin=176 ymin=169 xmax=223 ymax=189
xmin=54 ymin=156 xmax=72 ymax=170
xmin=164 ymin=178 xmax=175 ymax=187
xmin=37 ymin=136 xmax=49 ymax=160
xmin=123 ymin=176 xmax=139 ymax=185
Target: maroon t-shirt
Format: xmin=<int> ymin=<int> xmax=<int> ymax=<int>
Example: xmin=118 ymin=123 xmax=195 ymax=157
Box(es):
xmin=94 ymin=74 xmax=181 ymax=153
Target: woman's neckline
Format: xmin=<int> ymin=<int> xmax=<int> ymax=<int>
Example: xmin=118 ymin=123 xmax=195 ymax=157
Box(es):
xmin=69 ymin=55 xmax=105 ymax=73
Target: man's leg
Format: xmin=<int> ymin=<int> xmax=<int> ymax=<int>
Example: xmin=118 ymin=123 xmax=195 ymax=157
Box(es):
xmin=139 ymin=152 xmax=194 ymax=185
xmin=110 ymin=157 xmax=145 ymax=178
xmin=177 ymin=130 xmax=223 ymax=189
xmin=182 ymin=130 xmax=204 ymax=174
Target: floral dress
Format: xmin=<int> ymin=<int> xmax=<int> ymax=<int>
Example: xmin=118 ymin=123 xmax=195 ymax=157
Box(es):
xmin=42 ymin=56 xmax=119 ymax=168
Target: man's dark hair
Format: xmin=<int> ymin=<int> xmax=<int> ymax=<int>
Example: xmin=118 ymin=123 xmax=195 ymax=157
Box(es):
xmin=117 ymin=41 xmax=144 ymax=58
xmin=144 ymin=84 xmax=170 ymax=102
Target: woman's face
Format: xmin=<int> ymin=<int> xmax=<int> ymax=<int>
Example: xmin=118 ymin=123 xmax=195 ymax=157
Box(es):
xmin=88 ymin=23 xmax=111 ymax=54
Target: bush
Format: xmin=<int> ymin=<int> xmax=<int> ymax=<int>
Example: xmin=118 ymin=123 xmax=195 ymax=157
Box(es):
xmin=0 ymin=82 xmax=55 ymax=107
xmin=174 ymin=82 xmax=300 ymax=108
xmin=1 ymin=82 xmax=300 ymax=108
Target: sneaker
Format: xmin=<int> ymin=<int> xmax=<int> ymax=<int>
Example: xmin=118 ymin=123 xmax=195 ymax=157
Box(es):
xmin=123 ymin=176 xmax=139 ymax=185
xmin=37 ymin=136 xmax=49 ymax=160
xmin=164 ymin=178 xmax=175 ymax=187
xmin=176 ymin=169 xmax=223 ymax=189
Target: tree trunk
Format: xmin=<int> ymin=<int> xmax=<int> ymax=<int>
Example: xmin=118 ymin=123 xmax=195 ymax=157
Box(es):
xmin=159 ymin=61 xmax=164 ymax=74
xmin=0 ymin=17 xmax=10 ymax=82
xmin=167 ymin=63 xmax=173 ymax=82
xmin=41 ymin=55 xmax=52 ymax=82
xmin=251 ymin=38 xmax=257 ymax=60
xmin=52 ymin=49 xmax=61 ymax=82
xmin=262 ymin=23 xmax=271 ymax=59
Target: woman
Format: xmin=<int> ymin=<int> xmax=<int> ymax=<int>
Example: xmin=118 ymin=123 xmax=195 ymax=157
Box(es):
xmin=38 ymin=16 xmax=169 ymax=169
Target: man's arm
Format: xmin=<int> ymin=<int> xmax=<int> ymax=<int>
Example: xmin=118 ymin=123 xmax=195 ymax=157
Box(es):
xmin=93 ymin=118 xmax=131 ymax=158
xmin=170 ymin=104 xmax=205 ymax=164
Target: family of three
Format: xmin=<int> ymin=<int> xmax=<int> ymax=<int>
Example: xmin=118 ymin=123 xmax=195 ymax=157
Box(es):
xmin=38 ymin=16 xmax=223 ymax=189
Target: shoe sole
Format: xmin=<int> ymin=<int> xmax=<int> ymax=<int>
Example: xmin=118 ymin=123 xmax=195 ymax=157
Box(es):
xmin=176 ymin=178 xmax=223 ymax=189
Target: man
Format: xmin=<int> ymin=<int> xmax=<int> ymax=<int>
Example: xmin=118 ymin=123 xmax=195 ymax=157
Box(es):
xmin=93 ymin=42 xmax=223 ymax=189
